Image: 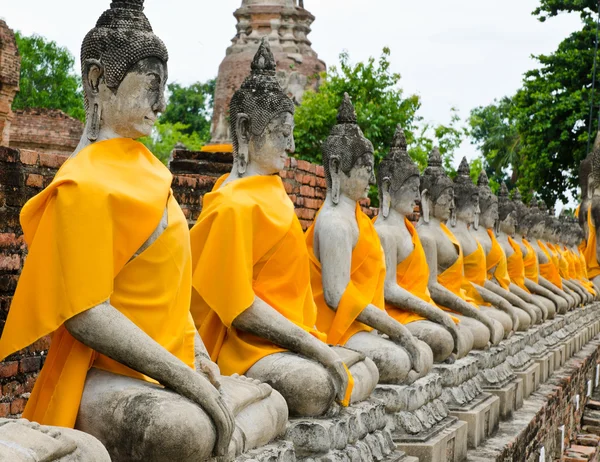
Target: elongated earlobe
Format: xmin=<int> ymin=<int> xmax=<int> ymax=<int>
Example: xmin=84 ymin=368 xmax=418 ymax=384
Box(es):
xmin=382 ymin=178 xmax=391 ymax=218
xmin=421 ymin=189 xmax=430 ymax=224
xmin=330 ymin=157 xmax=341 ymax=206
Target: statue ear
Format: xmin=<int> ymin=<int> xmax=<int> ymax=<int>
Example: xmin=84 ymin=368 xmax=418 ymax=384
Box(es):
xmin=421 ymin=189 xmax=430 ymax=224
xmin=588 ymin=173 xmax=595 ymax=200
xmin=82 ymin=59 xmax=104 ymax=142
xmin=329 ymin=156 xmax=341 ymax=205
xmin=382 ymin=178 xmax=391 ymax=218
xmin=235 ymin=113 xmax=250 ymax=176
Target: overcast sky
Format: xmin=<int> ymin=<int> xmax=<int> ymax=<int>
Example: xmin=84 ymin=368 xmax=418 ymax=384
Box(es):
xmin=1 ymin=0 xmax=583 ymax=172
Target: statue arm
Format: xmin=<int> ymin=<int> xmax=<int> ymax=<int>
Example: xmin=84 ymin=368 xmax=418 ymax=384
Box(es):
xmin=232 ymin=297 xmax=349 ymax=403
xmin=509 ymin=282 xmax=548 ymax=320
xmin=419 ymin=233 xmax=499 ymax=343
xmin=472 ymin=285 xmax=519 ymax=331
xmin=485 ymin=280 xmax=537 ymax=321
xmin=65 ymin=302 xmax=235 ymax=457
xmin=378 ymin=231 xmax=460 ymax=352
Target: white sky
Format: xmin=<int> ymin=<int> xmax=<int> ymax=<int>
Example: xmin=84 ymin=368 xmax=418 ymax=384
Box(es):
xmin=1 ymin=0 xmax=584 ymax=201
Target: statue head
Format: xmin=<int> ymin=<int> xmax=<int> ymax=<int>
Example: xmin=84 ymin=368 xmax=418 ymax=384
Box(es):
xmin=452 ymin=157 xmax=480 ymax=229
xmin=477 ymin=170 xmax=498 ymax=230
xmin=323 ymin=93 xmax=375 ymax=204
xmin=377 ymin=125 xmax=420 ymax=218
xmin=524 ymin=197 xmax=546 ymax=239
xmin=511 ymin=189 xmax=530 ymax=236
xmin=81 ymin=0 xmax=169 ymax=141
xmin=497 ymin=183 xmax=517 ymax=236
xmin=420 ymin=147 xmax=454 ymax=223
xmin=230 ymin=38 xmax=296 ymax=177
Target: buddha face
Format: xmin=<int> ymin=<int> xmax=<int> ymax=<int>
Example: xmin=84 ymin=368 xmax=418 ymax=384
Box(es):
xmin=499 ymin=211 xmax=517 ymax=236
xmin=456 ymin=192 xmax=480 ymax=226
xmin=432 ymin=187 xmax=454 ymax=222
xmin=90 ymin=57 xmax=168 ymax=139
xmin=338 ymin=153 xmax=376 ymax=202
xmin=479 ymin=197 xmax=498 ymax=229
xmin=392 ymin=175 xmax=420 ymax=216
xmin=247 ymin=112 xmax=295 ymax=175
xmin=530 ymin=220 xmax=545 ymax=239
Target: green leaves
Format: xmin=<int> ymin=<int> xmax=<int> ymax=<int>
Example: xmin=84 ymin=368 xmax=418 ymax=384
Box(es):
xmin=139 ymin=121 xmax=205 ymax=165
xmin=13 ymin=32 xmax=85 ymax=121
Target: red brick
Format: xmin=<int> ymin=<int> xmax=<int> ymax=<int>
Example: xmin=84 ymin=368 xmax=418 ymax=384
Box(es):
xmin=293 ymin=196 xmax=304 ymax=207
xmin=299 ymin=219 xmax=313 ymax=230
xmin=304 ymin=198 xmax=322 ymax=210
xmin=2 ymin=381 xmax=23 ymax=398
xmin=19 ymin=356 xmax=41 ymax=373
xmin=10 ymin=397 xmax=26 ymax=414
xmin=0 ymin=147 xmax=18 ymax=163
xmin=0 ymin=233 xmax=23 ymax=249
xmin=315 ymin=188 xmax=326 ymax=199
xmin=19 ymin=150 xmax=39 ymax=165
xmin=316 ymin=177 xmax=327 ymax=189
xmin=24 ymin=375 xmax=37 ymax=393
xmin=25 ymin=173 xmax=44 ymax=188
xmin=288 ymin=157 xmax=297 ymax=168
xmin=0 ymin=361 xmax=18 ymax=378
xmin=297 ymin=159 xmax=315 ymax=174
xmin=28 ymin=336 xmax=51 ymax=353
xmin=0 ymin=403 xmax=9 ymax=417
xmin=301 ymin=174 xmax=316 ymax=187
xmin=315 ymin=165 xmax=325 ymax=177
xmin=0 ymin=254 xmax=20 ymax=271
xmin=296 ymin=208 xmax=316 ymax=220
xmin=39 ymin=152 xmax=68 ymax=169
xmin=284 ymin=182 xmax=293 ymax=194
xmin=300 ymin=186 xmax=315 ymax=197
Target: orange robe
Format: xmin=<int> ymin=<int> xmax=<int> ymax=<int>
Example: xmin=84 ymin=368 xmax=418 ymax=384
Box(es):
xmin=437 ymin=224 xmax=480 ymax=314
xmin=507 ymin=237 xmax=530 ymax=293
xmin=485 ymin=230 xmax=511 ymax=290
xmin=385 ymin=218 xmax=437 ymax=325
xmin=190 ymin=175 xmax=326 ymax=376
xmin=523 ymin=239 xmax=540 ymax=283
xmin=0 ymin=139 xmax=196 ymax=428
xmin=538 ymin=241 xmax=563 ymax=289
xmin=584 ymin=209 xmax=600 ymax=279
xmin=306 ymin=204 xmax=385 ymax=346
xmin=547 ymin=243 xmax=569 ymax=279
xmin=462 ymin=242 xmax=491 ymax=306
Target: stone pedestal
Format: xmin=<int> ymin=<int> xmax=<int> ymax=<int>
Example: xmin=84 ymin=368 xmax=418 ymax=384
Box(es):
xmin=433 ymin=357 xmax=500 ymax=449
xmin=373 ymin=375 xmax=468 ymax=461
xmin=505 ymin=334 xmax=538 ymax=399
xmin=514 ymin=362 xmax=540 ymax=399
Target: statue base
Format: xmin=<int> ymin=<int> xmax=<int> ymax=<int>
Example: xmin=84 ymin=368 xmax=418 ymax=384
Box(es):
xmin=448 ymin=392 xmax=500 ymax=449
xmin=513 ymin=362 xmax=540 ymax=400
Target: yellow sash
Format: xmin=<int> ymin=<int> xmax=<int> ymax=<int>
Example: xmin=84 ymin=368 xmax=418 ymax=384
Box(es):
xmin=523 ymin=239 xmax=540 ymax=283
xmin=190 ymin=174 xmax=326 ymax=376
xmin=507 ymin=237 xmax=530 ymax=293
xmin=0 ymin=139 xmax=195 ymax=428
xmin=306 ymin=203 xmax=386 ymax=346
xmin=486 ymin=230 xmax=511 ymax=290
xmin=462 ymin=242 xmax=490 ymax=305
xmin=584 ymin=209 xmax=600 ymax=279
xmin=437 ymin=224 xmax=480 ymax=314
xmin=538 ymin=241 xmax=563 ymax=288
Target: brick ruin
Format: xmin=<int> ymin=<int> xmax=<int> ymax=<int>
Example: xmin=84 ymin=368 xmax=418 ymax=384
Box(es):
xmin=210 ymin=0 xmax=326 ymax=143
xmin=0 ymin=20 xmax=20 ymax=147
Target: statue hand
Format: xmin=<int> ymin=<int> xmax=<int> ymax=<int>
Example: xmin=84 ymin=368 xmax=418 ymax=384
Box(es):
xmin=487 ymin=320 xmax=504 ymax=345
xmin=196 ymin=355 xmax=222 ymax=390
xmin=439 ymin=316 xmax=461 ymax=354
xmin=397 ymin=336 xmax=425 ymax=374
xmin=192 ymin=374 xmax=236 ymax=458
xmin=325 ymin=359 xmax=350 ymax=405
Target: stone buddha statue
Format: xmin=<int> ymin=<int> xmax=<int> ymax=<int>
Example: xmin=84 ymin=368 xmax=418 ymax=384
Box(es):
xmin=581 ymin=143 xmax=600 ymax=286
xmin=373 ymin=126 xmax=473 ymax=362
xmin=0 ymin=3 xmax=289 ymax=461
xmin=416 ymin=148 xmax=504 ymax=349
xmin=558 ymin=218 xmax=598 ymax=300
xmin=470 ymin=172 xmax=543 ymax=325
xmin=305 ymin=95 xmax=433 ymax=385
xmin=449 ymin=158 xmax=526 ymax=335
xmin=521 ymin=199 xmax=575 ymax=312
xmin=190 ymin=40 xmax=379 ymax=418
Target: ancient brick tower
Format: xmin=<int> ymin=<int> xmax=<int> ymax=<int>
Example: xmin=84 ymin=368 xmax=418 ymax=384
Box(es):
xmin=0 ymin=20 xmax=21 ymax=147
xmin=210 ymin=0 xmax=326 ymax=144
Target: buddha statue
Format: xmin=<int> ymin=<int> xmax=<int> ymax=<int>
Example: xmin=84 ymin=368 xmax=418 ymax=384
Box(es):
xmin=305 ymin=95 xmax=433 ymax=385
xmin=450 ymin=158 xmax=527 ymax=335
xmin=373 ymin=126 xmax=473 ymax=362
xmin=470 ymin=172 xmax=543 ymax=324
xmin=416 ymin=148 xmax=504 ymax=349
xmin=558 ymin=218 xmax=598 ymax=300
xmin=0 ymin=3 xmax=289 ymax=461
xmin=521 ymin=199 xmax=574 ymax=313
xmin=190 ymin=40 xmax=379 ymax=418
xmin=581 ymin=143 xmax=600 ymax=285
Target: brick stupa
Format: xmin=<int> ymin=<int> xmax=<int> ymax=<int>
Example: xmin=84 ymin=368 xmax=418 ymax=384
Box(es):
xmin=0 ymin=20 xmax=20 ymax=147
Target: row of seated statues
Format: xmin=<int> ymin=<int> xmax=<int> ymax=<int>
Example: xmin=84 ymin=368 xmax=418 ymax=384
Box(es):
xmin=1 ymin=1 xmax=599 ymax=461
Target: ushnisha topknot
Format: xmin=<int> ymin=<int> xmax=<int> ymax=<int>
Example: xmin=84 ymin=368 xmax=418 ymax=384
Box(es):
xmin=81 ymin=0 xmax=168 ymax=94
xmin=453 ymin=157 xmax=479 ymax=212
xmin=498 ymin=182 xmax=515 ymax=222
xmin=477 ymin=170 xmax=497 ymax=216
xmin=322 ymin=93 xmax=374 ymax=187
xmin=229 ymin=38 xmax=296 ymax=157
xmin=420 ymin=147 xmax=453 ymax=202
xmin=377 ymin=125 xmax=420 ymax=202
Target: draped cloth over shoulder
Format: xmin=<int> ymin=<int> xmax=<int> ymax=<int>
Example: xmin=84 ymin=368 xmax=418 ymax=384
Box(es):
xmin=523 ymin=239 xmax=540 ymax=283
xmin=584 ymin=208 xmax=600 ymax=279
xmin=190 ymin=175 xmax=327 ymax=376
xmin=507 ymin=237 xmax=530 ymax=292
xmin=486 ymin=230 xmax=511 ymax=290
xmin=437 ymin=224 xmax=480 ymax=314
xmin=538 ymin=241 xmax=563 ymax=289
xmin=462 ymin=242 xmax=491 ymax=306
xmin=384 ymin=218 xmax=441 ymax=325
xmin=0 ymin=138 xmax=196 ymax=428
xmin=306 ymin=204 xmax=386 ymax=346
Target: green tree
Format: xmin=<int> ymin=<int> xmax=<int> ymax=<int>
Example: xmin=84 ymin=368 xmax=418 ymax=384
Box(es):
xmin=13 ymin=32 xmax=85 ymax=121
xmin=294 ymin=48 xmax=464 ymax=204
xmin=140 ymin=121 xmax=205 ymax=165
xmin=159 ymin=80 xmax=216 ymax=142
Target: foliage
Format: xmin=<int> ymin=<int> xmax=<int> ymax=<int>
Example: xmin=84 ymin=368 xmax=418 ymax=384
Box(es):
xmin=139 ymin=121 xmax=204 ymax=165
xmin=159 ymin=80 xmax=216 ymax=142
xmin=13 ymin=32 xmax=85 ymax=121
xmin=293 ymin=48 xmax=465 ymax=203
